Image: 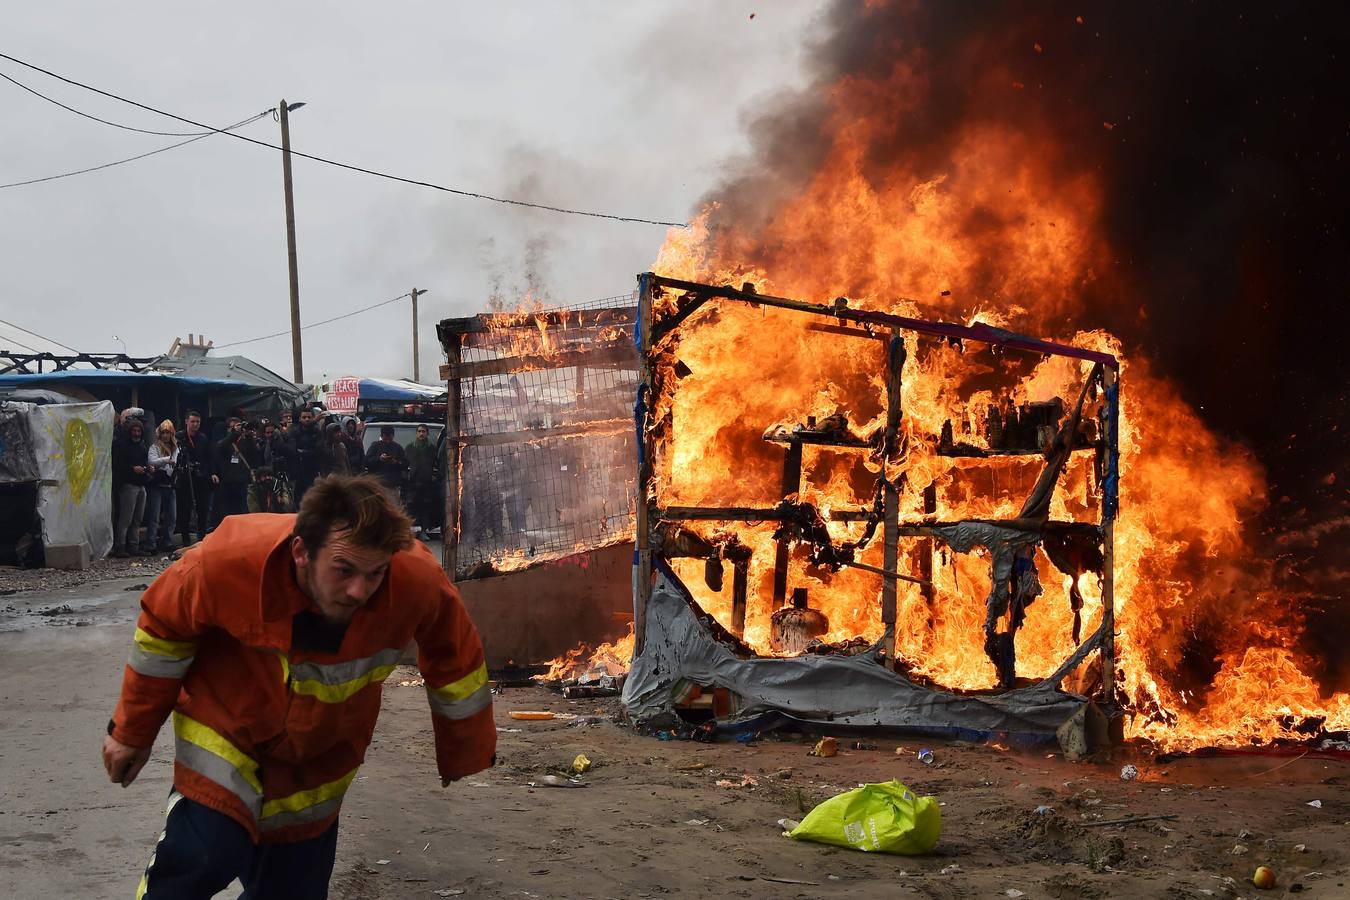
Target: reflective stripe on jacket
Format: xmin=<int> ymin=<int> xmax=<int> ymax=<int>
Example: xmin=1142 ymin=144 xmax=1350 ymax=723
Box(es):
xmin=112 ymin=514 xmax=496 ymax=843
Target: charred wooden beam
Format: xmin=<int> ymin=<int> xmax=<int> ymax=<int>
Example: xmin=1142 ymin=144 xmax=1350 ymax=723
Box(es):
xmin=644 ymin=273 xmax=1119 ymax=370
xmin=880 ymin=332 xmax=906 ymax=658
xmin=731 ymin=562 xmax=748 ymax=637
xmin=840 ymin=559 xmax=930 ymax=586
xmin=772 ymin=441 xmax=804 ymax=607
xmin=440 ymin=340 xmax=635 ymax=381
xmin=443 ymin=333 xmax=464 ymax=580
xmin=459 ymin=418 xmax=629 ymax=448
xmin=658 ymin=505 xmax=872 ymax=522
xmin=437 ymin=307 xmax=635 ymax=337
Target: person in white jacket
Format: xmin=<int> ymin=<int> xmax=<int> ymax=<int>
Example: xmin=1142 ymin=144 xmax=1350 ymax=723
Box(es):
xmin=145 ymin=420 xmax=180 ymax=553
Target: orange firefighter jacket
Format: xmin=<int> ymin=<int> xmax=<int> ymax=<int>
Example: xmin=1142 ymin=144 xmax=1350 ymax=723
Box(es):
xmin=110 ymin=514 xmax=496 ymax=843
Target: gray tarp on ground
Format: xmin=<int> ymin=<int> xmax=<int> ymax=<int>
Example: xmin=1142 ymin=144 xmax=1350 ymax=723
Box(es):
xmin=623 ymin=568 xmax=1088 ymax=739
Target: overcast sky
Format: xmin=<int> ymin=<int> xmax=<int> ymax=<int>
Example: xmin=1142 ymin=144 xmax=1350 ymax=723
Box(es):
xmin=2 ymin=2 xmax=825 ymax=385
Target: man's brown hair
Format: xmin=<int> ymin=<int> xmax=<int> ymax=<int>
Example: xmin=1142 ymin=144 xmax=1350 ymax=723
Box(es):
xmin=293 ymin=475 xmax=414 ymax=555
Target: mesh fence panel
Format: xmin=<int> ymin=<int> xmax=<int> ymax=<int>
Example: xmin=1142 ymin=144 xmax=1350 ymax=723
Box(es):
xmin=450 ymin=298 xmax=638 ymax=579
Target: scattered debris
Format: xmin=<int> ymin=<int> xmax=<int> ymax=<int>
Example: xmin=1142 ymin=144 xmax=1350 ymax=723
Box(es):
xmin=1305 ymin=799 xmax=1322 ymax=808
xmin=941 ymin=864 xmax=962 ymax=875
xmin=811 ymin=737 xmax=838 ymax=758
xmin=1252 ymin=865 xmax=1276 ymax=889
xmin=716 ymin=775 xmax=759 ymax=789
xmin=532 ymin=775 xmax=586 ymax=789
xmin=1080 ymin=814 xmax=1178 ymax=828
xmin=918 ymin=749 xmax=935 ymax=765
xmin=786 ymin=780 xmax=940 ymax=855
xmin=1120 ymin=764 xmax=1139 ymax=781
xmin=571 ymin=753 xmax=592 ymax=774
xmin=1231 ymin=844 xmax=1249 ymax=856
xmin=510 ymin=711 xmax=555 ymax=721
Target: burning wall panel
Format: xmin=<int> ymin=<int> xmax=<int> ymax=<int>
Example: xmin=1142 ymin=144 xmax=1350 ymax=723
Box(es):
xmin=438 ymin=302 xmax=639 ymax=580
xmin=625 ymin=275 xmax=1120 ymax=744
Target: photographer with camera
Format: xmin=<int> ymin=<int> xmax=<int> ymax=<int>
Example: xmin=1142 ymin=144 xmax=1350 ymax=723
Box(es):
xmin=212 ymin=416 xmax=252 ymax=521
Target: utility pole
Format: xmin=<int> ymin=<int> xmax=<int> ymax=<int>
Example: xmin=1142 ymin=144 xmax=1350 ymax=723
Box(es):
xmin=410 ymin=287 xmax=426 ymax=382
xmin=279 ymin=99 xmax=305 ymax=383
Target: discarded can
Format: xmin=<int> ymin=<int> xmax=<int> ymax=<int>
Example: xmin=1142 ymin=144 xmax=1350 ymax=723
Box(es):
xmin=1120 ymin=764 xmax=1139 ymax=781
xmin=917 ymin=749 xmax=935 ymax=765
xmin=656 ymin=731 xmax=674 ymax=741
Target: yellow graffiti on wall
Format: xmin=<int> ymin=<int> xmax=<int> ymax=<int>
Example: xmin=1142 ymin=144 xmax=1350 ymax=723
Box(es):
xmin=65 ymin=418 xmax=95 ymax=502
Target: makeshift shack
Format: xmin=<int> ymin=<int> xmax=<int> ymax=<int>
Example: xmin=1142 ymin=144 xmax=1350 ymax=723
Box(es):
xmin=437 ymin=301 xmax=638 ymax=666
xmin=622 ymin=274 xmax=1121 ymax=751
xmin=0 ymin=400 xmax=115 ymax=564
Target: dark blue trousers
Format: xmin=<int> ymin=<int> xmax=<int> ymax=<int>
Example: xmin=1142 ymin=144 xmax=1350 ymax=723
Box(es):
xmin=138 ymin=791 xmax=337 ymax=899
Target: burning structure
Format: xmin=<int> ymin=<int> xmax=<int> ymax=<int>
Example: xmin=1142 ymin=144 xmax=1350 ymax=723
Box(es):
xmin=623 ymin=274 xmax=1120 ymax=748
xmin=436 ymin=301 xmax=638 ymax=666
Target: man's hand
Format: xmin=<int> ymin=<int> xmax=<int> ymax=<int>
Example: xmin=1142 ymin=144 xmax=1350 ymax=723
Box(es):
xmin=211 ymin=475 xmax=220 ymax=485
xmin=102 ymin=735 xmax=151 ymax=787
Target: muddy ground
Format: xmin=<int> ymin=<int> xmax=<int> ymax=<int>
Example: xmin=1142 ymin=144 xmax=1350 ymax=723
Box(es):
xmin=1 ymin=571 xmax=1347 ymax=899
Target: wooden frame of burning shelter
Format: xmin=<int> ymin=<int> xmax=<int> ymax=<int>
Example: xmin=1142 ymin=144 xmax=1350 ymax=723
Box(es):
xmin=437 ymin=306 xmax=640 ymax=581
xmin=627 ymin=273 xmax=1123 ymax=742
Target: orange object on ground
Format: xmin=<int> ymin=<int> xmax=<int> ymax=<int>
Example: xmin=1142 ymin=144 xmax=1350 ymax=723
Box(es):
xmin=509 ymin=711 xmax=556 ymax=720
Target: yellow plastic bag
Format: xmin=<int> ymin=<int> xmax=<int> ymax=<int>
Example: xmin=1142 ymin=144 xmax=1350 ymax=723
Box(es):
xmin=787 ymin=779 xmax=940 ymax=854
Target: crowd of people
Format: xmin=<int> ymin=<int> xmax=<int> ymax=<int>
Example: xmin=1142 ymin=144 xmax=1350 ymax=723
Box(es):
xmin=109 ymin=406 xmax=440 ymax=557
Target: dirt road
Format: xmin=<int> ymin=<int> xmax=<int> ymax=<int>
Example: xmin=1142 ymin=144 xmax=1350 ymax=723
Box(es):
xmin=2 ymin=575 xmax=1347 ymax=899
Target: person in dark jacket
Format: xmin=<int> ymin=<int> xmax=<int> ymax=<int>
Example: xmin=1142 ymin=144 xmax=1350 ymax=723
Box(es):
xmin=176 ymin=410 xmax=215 ymax=545
xmin=212 ymin=417 xmax=251 ymax=521
xmin=291 ymin=408 xmax=324 ymax=503
xmin=364 ymin=424 xmax=408 ymax=494
xmin=112 ymin=420 xmax=150 ymax=557
xmin=404 ymin=424 xmax=437 ymax=538
xmin=343 ymin=418 xmax=366 ymax=472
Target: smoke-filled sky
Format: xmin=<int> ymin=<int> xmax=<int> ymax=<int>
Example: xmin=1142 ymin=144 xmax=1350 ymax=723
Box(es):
xmin=1 ymin=2 xmax=824 ymax=382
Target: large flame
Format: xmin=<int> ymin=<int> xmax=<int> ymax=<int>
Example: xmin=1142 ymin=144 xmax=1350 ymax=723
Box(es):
xmin=637 ymin=28 xmax=1346 ymax=751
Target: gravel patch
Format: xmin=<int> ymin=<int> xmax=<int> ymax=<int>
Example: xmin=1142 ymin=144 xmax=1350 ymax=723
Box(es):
xmin=0 ymin=552 xmax=176 ymax=596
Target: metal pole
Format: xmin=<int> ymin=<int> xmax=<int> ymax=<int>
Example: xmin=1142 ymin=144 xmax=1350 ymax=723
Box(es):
xmin=634 ymin=275 xmax=656 ymax=656
xmin=881 ymin=332 xmax=906 ymax=663
xmin=410 ymin=288 xmax=424 ymax=382
xmin=279 ymin=100 xmax=303 ymax=384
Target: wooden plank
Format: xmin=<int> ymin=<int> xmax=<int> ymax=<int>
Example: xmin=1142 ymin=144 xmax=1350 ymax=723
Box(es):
xmin=439 ymin=341 xmax=635 ymax=381
xmin=459 ymin=418 xmax=629 ymax=448
xmin=659 ymin=505 xmax=871 ymax=522
xmin=731 ymin=563 xmax=748 ymax=637
xmin=772 ymin=442 xmax=804 ymax=607
xmin=437 ymin=307 xmax=636 ymax=336
xmin=881 ymin=333 xmax=905 ymax=658
xmin=443 ymin=334 xmax=463 ymax=581
xmin=1100 ymin=366 xmax=1119 ymax=724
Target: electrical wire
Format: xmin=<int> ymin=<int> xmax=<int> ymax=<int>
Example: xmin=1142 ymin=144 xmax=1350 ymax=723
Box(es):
xmin=0 ymin=69 xmax=211 ymax=136
xmin=0 ymin=51 xmax=688 ymax=228
xmin=214 ymin=293 xmax=415 ymax=349
xmin=0 ymin=110 xmax=272 ymax=189
xmin=0 ymin=316 xmax=79 ymax=353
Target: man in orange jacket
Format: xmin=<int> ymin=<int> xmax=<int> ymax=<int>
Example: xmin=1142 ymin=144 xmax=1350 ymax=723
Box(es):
xmin=102 ymin=474 xmax=496 ymax=899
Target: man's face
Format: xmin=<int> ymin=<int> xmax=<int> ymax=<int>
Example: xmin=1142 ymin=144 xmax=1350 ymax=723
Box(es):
xmin=417 ymin=427 xmax=428 ymax=441
xmin=186 ymin=415 xmax=200 ymax=435
xmin=381 ymin=432 xmax=394 ymax=443
xmin=265 ymin=426 xmax=276 ymax=440
xmin=300 ymin=412 xmax=313 ymax=427
xmin=229 ymin=419 xmax=242 ymax=434
xmin=292 ymin=531 xmax=392 ymax=624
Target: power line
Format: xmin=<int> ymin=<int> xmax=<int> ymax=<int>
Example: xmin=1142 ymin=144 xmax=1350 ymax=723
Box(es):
xmin=0 ymin=316 xmax=79 ymax=353
xmin=0 ymin=110 xmax=271 ymax=189
xmin=215 ymin=292 xmax=414 ymax=349
xmin=0 ymin=51 xmax=688 ymax=228
xmin=0 ymin=69 xmax=210 ymax=136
